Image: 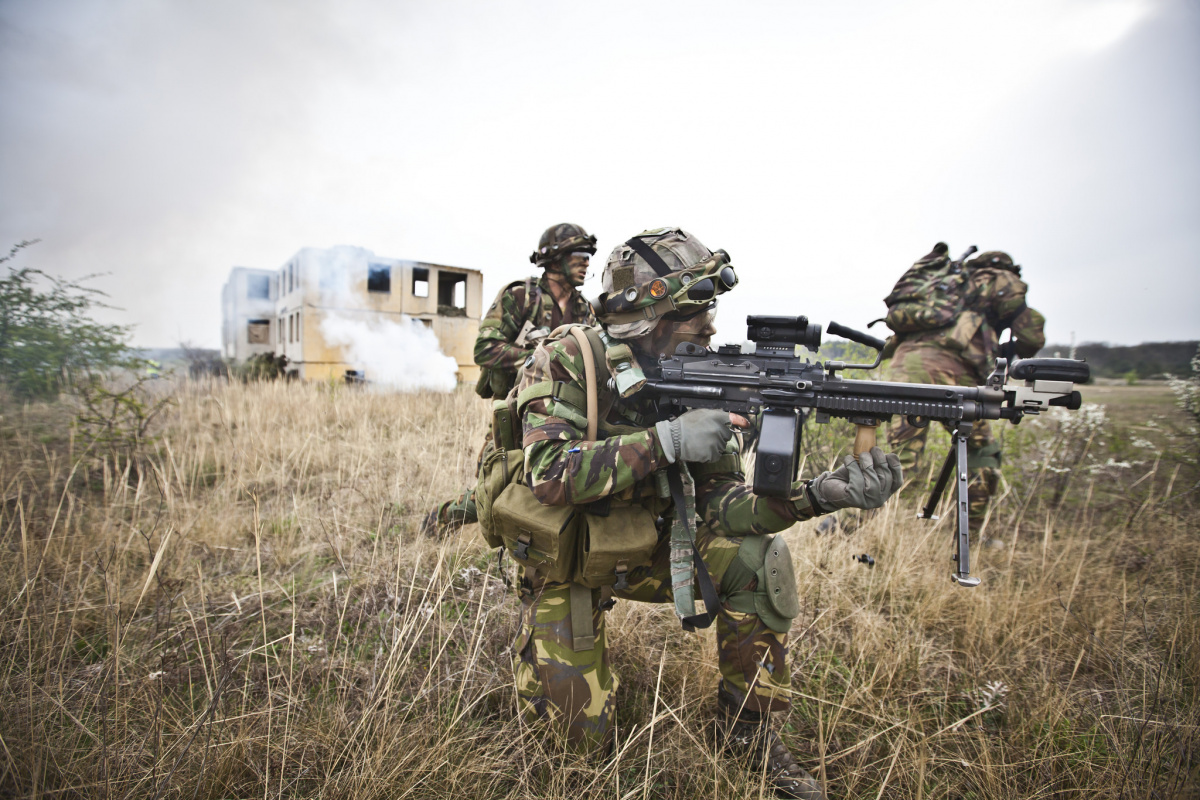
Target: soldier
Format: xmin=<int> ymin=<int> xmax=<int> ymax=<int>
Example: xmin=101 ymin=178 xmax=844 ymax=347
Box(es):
xmin=420 ymin=223 xmax=598 ymax=537
xmin=501 ymin=228 xmax=903 ymax=799
xmin=883 ymin=243 xmax=1046 ymax=524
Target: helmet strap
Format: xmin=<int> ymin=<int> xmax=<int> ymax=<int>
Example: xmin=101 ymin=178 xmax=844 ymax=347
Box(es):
xmin=624 ymin=236 xmax=674 ymax=277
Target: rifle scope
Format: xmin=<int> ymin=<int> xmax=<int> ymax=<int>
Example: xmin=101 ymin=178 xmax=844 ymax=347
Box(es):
xmin=746 ymin=315 xmax=822 ymax=351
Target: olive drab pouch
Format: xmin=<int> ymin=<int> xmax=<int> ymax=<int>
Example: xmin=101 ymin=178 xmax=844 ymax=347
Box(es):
xmin=884 ymin=243 xmax=970 ymax=335
xmin=575 ymin=505 xmax=660 ymax=590
xmin=474 ymin=369 xmax=494 ymax=399
xmin=491 ymin=481 xmax=580 ymax=584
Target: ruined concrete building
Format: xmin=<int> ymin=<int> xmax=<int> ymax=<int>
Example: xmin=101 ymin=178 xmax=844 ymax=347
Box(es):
xmin=221 ymin=247 xmax=483 ymax=384
xmin=221 ymin=267 xmax=276 ymax=362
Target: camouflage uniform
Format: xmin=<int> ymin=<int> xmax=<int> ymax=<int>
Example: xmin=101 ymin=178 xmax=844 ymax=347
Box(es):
xmin=425 ymin=227 xmax=596 ymax=534
xmin=475 ymin=273 xmax=597 ymax=397
xmin=884 ymin=246 xmax=1046 ymax=520
xmin=512 ymin=331 xmax=820 ymax=748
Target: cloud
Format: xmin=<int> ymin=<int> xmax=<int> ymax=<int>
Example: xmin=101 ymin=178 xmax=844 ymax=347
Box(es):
xmin=0 ymin=0 xmax=1194 ymax=347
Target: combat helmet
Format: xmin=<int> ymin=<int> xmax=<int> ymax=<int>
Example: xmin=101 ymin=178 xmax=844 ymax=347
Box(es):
xmin=530 ymin=223 xmax=597 ymax=267
xmin=595 ymin=227 xmax=738 ymax=339
xmin=968 ymin=250 xmax=1019 ymax=273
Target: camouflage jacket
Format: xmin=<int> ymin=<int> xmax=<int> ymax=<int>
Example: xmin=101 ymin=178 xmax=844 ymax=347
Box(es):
xmin=888 ymin=258 xmax=1045 ymax=379
xmin=515 ymin=331 xmax=819 ymax=535
xmin=474 ymin=274 xmax=596 ymax=398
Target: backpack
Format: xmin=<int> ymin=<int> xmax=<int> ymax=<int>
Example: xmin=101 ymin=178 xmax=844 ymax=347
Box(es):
xmin=883 ymin=243 xmax=972 ymax=335
xmin=475 ymin=325 xmax=660 ymax=591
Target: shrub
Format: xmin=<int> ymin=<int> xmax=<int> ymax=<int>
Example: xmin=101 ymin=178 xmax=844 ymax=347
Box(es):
xmin=0 ymin=241 xmax=133 ymax=399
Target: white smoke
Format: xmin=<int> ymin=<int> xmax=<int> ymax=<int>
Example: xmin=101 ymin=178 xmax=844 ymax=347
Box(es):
xmin=304 ymin=245 xmax=460 ymax=393
xmin=319 ymin=311 xmax=459 ymax=392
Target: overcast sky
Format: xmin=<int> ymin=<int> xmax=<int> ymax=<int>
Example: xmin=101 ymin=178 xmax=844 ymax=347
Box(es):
xmin=1 ymin=0 xmax=1196 ymax=349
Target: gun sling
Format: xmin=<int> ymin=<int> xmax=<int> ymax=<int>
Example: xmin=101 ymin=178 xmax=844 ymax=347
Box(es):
xmin=568 ymin=325 xmax=601 ymax=651
xmin=667 ymin=463 xmax=720 ymax=631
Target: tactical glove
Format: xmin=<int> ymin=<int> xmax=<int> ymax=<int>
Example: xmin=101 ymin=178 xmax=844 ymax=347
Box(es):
xmin=654 ymin=408 xmax=736 ymax=464
xmin=807 ymin=447 xmax=903 ymax=512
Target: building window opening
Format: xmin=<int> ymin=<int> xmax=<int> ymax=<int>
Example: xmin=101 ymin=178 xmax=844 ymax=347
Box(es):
xmin=248 ymin=274 xmax=270 ymax=300
xmin=412 ymin=267 xmax=429 ymax=298
xmin=247 ymin=319 xmax=270 ymax=345
xmin=437 ymin=271 xmax=467 ymax=316
xmin=367 ymin=263 xmax=391 ymax=293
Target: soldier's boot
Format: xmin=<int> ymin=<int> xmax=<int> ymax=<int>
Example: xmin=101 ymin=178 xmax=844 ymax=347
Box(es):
xmin=717 ymin=693 xmax=826 ymax=800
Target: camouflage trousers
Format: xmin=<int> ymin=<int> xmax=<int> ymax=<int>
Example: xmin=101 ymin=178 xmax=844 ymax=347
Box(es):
xmin=513 ymin=527 xmax=791 ymax=750
xmin=886 ymin=343 xmax=1001 ymax=521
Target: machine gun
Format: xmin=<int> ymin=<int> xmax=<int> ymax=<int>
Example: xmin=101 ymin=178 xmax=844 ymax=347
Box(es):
xmin=645 ymin=315 xmax=1090 ymax=587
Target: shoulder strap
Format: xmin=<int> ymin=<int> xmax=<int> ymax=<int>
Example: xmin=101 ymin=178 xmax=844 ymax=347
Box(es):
xmin=568 ymin=327 xmax=599 ymax=441
xmin=522 ymin=277 xmax=536 ymax=318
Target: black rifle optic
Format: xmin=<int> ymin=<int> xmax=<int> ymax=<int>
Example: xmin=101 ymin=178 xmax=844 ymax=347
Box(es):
xmin=645 ymin=314 xmax=1089 ymax=588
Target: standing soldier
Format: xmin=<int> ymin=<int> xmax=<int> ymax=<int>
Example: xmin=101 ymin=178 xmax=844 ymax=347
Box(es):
xmin=420 ymin=223 xmax=598 ymax=537
xmin=883 ymin=242 xmax=1046 ymax=524
xmin=481 ymin=228 xmax=903 ymax=798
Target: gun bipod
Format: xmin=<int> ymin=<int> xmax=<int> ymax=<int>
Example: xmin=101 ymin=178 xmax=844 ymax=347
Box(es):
xmin=917 ymin=421 xmax=981 ymax=588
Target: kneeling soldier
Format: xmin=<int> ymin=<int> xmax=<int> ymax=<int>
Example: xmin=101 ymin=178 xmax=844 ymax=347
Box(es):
xmin=488 ymin=228 xmax=903 ymax=799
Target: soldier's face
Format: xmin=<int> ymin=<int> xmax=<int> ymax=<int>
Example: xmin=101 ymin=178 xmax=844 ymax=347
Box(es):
xmin=641 ymin=305 xmax=718 ymax=358
xmin=560 ymin=253 xmax=590 ymax=287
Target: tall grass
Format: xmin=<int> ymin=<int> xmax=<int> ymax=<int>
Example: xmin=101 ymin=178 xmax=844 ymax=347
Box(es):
xmin=1 ymin=380 xmax=1197 ymax=798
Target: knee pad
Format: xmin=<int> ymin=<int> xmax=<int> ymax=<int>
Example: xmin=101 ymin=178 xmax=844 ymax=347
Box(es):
xmin=720 ymin=534 xmax=799 ymax=634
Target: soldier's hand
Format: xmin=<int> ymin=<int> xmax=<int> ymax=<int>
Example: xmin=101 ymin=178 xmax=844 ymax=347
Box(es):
xmin=808 ymin=447 xmax=903 ymax=511
xmin=655 ymin=409 xmax=750 ymax=464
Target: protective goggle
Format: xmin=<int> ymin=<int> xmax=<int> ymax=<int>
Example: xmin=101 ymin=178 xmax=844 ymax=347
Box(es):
xmin=596 ymin=242 xmax=738 ymax=326
xmin=529 ymin=234 xmax=598 ymax=265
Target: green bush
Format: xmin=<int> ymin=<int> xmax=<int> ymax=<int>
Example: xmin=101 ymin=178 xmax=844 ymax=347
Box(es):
xmin=0 ymin=241 xmax=133 ymax=399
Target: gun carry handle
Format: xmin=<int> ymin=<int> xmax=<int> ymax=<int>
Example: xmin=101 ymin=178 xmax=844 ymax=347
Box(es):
xmin=853 ymin=424 xmax=876 ymax=456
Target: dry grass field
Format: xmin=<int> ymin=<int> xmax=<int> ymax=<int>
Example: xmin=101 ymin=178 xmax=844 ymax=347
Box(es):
xmin=1 ymin=378 xmax=1197 ymax=799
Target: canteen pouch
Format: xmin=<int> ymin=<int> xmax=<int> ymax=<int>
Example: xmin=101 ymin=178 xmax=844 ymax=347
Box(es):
xmin=575 ymin=504 xmax=660 ymax=590
xmin=492 ymin=399 xmax=519 ymax=452
xmin=491 ymin=482 xmax=579 ymax=584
